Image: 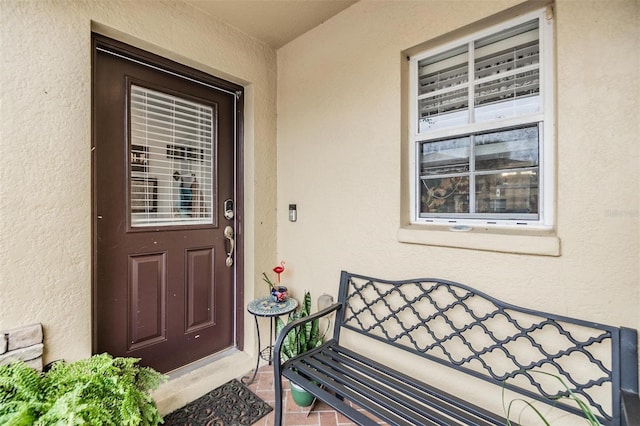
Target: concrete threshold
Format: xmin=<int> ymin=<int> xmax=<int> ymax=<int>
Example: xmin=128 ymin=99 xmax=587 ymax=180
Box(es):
xmin=153 ymin=348 xmax=255 ymax=415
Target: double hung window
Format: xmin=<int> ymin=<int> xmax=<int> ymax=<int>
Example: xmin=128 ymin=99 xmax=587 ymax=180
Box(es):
xmin=409 ymin=9 xmax=553 ymax=228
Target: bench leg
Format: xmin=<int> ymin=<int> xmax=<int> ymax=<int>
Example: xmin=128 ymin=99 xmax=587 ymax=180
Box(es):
xmin=274 ymin=371 xmax=284 ymax=426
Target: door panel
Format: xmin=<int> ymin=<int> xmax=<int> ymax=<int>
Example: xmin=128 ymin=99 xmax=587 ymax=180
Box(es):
xmin=129 ymin=253 xmax=166 ymax=350
xmin=93 ymin=35 xmax=242 ymax=373
xmin=186 ymin=248 xmax=215 ymax=332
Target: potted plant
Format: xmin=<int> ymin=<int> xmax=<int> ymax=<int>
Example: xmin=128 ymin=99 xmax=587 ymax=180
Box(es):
xmin=0 ymin=353 xmax=166 ymax=425
xmin=275 ymin=291 xmax=327 ymax=407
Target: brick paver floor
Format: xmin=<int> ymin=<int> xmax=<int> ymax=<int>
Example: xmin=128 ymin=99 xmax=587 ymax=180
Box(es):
xmin=241 ymin=364 xmax=384 ymax=426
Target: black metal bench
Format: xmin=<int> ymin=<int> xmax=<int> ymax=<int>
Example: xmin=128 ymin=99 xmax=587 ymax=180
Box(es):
xmin=273 ymin=271 xmax=640 ymax=425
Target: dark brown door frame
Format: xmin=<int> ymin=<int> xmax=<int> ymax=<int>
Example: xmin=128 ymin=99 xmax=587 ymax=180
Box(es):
xmin=91 ymin=33 xmax=245 ymax=357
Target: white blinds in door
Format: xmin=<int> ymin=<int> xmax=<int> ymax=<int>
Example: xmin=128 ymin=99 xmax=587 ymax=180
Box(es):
xmin=129 ymin=85 xmax=215 ymax=227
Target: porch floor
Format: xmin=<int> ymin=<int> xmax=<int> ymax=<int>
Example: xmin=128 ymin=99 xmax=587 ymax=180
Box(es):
xmin=242 ymin=364 xmax=381 ymax=426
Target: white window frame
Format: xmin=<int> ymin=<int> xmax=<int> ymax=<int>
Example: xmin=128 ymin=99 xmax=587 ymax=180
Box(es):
xmin=409 ymin=8 xmax=554 ymax=230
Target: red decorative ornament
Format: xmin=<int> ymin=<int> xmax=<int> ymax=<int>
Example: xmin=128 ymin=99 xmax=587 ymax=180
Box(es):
xmin=273 ymin=261 xmax=285 ymax=283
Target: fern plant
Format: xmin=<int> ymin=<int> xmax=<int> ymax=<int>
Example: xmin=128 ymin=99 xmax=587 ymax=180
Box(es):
xmin=0 ymin=360 xmax=43 ymax=425
xmin=0 ymin=354 xmax=166 ymax=425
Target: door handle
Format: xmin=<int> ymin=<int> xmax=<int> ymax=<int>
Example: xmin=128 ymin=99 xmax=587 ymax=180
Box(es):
xmin=224 ymin=225 xmax=234 ymax=267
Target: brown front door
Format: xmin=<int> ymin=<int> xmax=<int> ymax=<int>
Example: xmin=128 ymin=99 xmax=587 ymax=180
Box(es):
xmin=92 ymin=35 xmax=243 ymax=373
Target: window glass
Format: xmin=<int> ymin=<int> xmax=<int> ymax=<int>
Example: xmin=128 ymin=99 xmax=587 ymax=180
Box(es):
xmin=419 ymin=137 xmax=470 ymax=215
xmin=418 ymin=126 xmax=539 ymax=218
xmin=129 ymin=85 xmax=215 ymax=227
xmin=474 ymin=126 xmax=539 ymax=216
xmin=421 ymin=176 xmax=470 ymax=215
xmin=475 ymin=126 xmax=538 ymax=171
xmin=474 ymin=20 xmax=540 ymax=123
xmin=420 ymin=136 xmax=470 ymax=175
xmin=417 ymin=45 xmax=469 ymax=132
xmin=475 ymin=170 xmax=538 ymax=215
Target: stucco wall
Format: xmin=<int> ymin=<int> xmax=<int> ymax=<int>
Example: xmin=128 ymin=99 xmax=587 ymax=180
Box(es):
xmin=276 ymin=0 xmax=639 ymax=399
xmin=0 ymin=0 xmax=277 ymax=376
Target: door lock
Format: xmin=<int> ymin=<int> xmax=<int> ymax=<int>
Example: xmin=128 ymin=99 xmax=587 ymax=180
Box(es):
xmin=224 ymin=225 xmax=234 ymax=267
xmin=224 ymin=199 xmax=234 ymax=220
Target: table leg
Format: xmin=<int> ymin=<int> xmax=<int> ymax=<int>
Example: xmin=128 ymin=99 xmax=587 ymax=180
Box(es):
xmin=268 ymin=317 xmax=274 ymax=365
xmin=241 ymin=315 xmax=261 ymax=385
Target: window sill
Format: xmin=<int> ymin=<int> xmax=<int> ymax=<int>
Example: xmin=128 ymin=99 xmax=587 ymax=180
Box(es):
xmin=397 ymin=225 xmax=560 ymax=256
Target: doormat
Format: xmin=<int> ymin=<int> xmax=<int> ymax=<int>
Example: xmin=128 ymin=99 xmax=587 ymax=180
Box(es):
xmin=163 ymin=378 xmax=273 ymax=425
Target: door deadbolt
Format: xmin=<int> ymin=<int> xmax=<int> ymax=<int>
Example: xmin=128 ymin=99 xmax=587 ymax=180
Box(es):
xmin=224 ymin=199 xmax=234 ymax=220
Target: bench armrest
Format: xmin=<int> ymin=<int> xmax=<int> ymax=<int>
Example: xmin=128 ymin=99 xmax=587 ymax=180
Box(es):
xmin=273 ymin=302 xmax=342 ymax=371
xmin=622 ymin=390 xmax=640 ymax=426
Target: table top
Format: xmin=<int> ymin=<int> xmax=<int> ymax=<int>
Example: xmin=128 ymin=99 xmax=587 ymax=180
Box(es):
xmin=247 ymin=296 xmax=298 ymax=317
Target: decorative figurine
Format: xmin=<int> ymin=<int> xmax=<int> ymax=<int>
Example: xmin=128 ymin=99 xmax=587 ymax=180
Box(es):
xmin=263 ymin=261 xmax=288 ymax=303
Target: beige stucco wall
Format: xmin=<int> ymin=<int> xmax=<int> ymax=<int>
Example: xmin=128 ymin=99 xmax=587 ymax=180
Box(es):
xmin=277 ymin=0 xmax=639 ymax=409
xmin=0 ymin=0 xmax=277 ymax=412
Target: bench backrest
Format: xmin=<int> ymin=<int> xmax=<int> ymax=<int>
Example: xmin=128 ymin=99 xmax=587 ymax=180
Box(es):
xmin=334 ymin=271 xmax=638 ymax=426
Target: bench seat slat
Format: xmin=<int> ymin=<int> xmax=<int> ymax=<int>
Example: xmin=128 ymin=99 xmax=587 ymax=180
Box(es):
xmin=284 ymin=341 xmax=506 ymax=426
xmin=329 ymin=344 xmax=508 ymax=425
xmin=281 ymin=368 xmax=380 ymax=425
xmin=301 ymin=364 xmax=442 ymax=425
xmin=305 ymin=347 xmax=480 ymax=425
xmin=287 ymin=356 xmax=440 ymax=425
xmin=308 ymin=352 xmax=447 ymax=423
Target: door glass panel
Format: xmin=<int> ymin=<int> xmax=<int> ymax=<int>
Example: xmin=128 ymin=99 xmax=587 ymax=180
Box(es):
xmin=129 ymin=85 xmax=215 ymax=227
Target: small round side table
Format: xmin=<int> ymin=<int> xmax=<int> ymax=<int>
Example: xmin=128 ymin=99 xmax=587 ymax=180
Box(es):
xmin=241 ymin=296 xmax=298 ymax=385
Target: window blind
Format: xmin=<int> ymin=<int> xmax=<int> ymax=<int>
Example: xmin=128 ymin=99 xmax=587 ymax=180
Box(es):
xmin=417 ymin=19 xmax=540 ymax=132
xmin=418 ymin=46 xmax=469 ymax=130
xmin=474 ymin=21 xmax=540 ymax=122
xmin=129 ymin=85 xmax=215 ymax=227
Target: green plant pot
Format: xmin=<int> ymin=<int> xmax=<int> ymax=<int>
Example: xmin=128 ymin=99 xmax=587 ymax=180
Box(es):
xmin=290 ymin=381 xmax=315 ymax=407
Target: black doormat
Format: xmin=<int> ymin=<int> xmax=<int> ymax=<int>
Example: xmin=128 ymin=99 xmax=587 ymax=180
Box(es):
xmin=163 ymin=378 xmax=273 ymax=425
